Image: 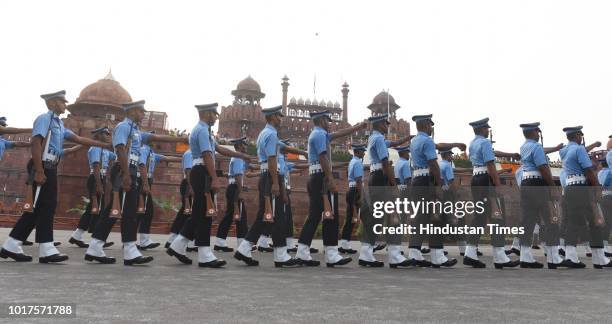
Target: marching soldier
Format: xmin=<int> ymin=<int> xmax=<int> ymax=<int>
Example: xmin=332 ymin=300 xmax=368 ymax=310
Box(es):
xmin=85 ymin=100 xmax=187 ymax=265
xmin=560 ymin=126 xmax=610 ymax=268
xmin=339 ymin=143 xmax=367 ymax=255
xmin=136 ymin=138 xmax=182 ymax=250
xmin=69 ymin=127 xmax=116 ymax=249
xmin=462 ymin=118 xmax=519 ymax=269
xmin=294 ymin=110 xmax=365 ymax=267
xmin=406 ymin=114 xmax=464 ymax=268
xmin=516 ymin=122 xmax=565 ymax=269
xmin=165 ymin=149 xmax=193 ymax=248
xmin=167 ymin=103 xmax=251 ymax=268
xmin=234 ymin=105 xmax=300 ymax=267
xmin=597 ymin=141 xmax=611 ymax=257
xmin=0 ymin=90 xmax=110 ymax=263
xmin=213 ymin=136 xmax=250 ymax=252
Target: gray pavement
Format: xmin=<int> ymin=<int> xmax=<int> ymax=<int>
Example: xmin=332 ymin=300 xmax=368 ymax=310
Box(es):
xmin=0 ymin=228 xmax=610 ymax=323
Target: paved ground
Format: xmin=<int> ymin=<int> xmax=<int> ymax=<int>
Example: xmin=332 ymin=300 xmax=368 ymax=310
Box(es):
xmin=0 ymin=228 xmax=610 ymax=323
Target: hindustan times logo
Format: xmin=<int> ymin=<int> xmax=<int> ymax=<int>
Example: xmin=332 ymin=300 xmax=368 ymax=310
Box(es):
xmin=372 ymin=198 xmax=486 ymax=219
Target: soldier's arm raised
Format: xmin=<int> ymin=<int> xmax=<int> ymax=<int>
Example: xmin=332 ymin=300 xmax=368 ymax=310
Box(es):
xmin=0 ymin=126 xmax=32 ymax=135
xmin=330 ymin=122 xmax=367 ymax=141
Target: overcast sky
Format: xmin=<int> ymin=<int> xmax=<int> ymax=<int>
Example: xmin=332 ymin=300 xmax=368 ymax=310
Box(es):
xmin=1 ymin=0 xmax=610 ymax=155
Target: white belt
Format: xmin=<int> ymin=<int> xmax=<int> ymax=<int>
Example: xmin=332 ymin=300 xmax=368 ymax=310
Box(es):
xmin=413 ymin=168 xmax=430 ymax=177
xmin=309 ymin=164 xmax=323 ymax=175
xmin=473 ymin=166 xmax=488 ymax=175
xmin=567 ymin=174 xmax=586 ymax=186
xmin=129 ymin=153 xmax=140 ymax=164
xmin=228 ymin=177 xmax=236 ymax=184
xmin=348 ymin=181 xmax=357 ymax=187
xmin=42 ymin=151 xmax=59 ymax=164
xmin=192 ymin=158 xmax=204 ymax=165
xmin=397 ymin=184 xmax=408 ymax=191
xmin=370 ymin=163 xmax=382 ymax=172
xmin=603 ymin=190 xmax=612 ymax=197
xmin=260 ymin=162 xmax=281 ymax=173
xmin=522 ymin=170 xmax=542 ymax=180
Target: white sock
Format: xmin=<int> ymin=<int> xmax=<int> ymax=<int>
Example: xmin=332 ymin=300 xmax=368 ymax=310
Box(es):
xmin=257 ymin=235 xmax=270 ymax=247
xmin=123 ymin=242 xmax=142 ymax=260
xmin=584 ymin=244 xmax=592 ymax=254
xmin=39 ymin=242 xmax=59 ymax=258
xmin=296 ymin=243 xmax=312 ymax=261
xmin=215 ymin=237 xmax=227 ymax=247
xmin=388 ymin=245 xmax=407 ymax=264
xmin=2 ymin=237 xmax=24 ymax=254
xmin=431 ymin=248 xmax=448 ymax=265
xmin=594 ymin=248 xmax=610 ymax=266
xmin=604 ymin=241 xmax=611 ymax=254
xmin=86 ymin=239 xmax=106 ymax=257
xmin=167 ymin=233 xmax=178 ymax=244
xmin=339 ymin=239 xmax=351 ymax=250
xmin=359 ymin=243 xmax=376 ymax=262
xmin=408 ymin=248 xmax=424 ymax=261
xmin=72 ymin=228 xmax=85 ymax=241
xmin=274 ymin=247 xmax=291 ymax=262
xmin=565 ymin=245 xmax=579 ymax=263
xmin=286 ymin=237 xmax=294 ymax=248
xmin=237 ymin=238 xmax=244 ymax=247
xmin=169 ymin=235 xmax=189 ymax=255
xmin=464 ymin=245 xmax=478 ymax=260
xmin=520 ymin=245 xmax=536 ymax=263
xmin=457 ymin=240 xmax=466 ymax=254
xmin=139 ymin=233 xmax=153 ymax=246
xmin=198 ymin=246 xmax=217 ymax=263
xmin=511 ymin=237 xmax=520 ymax=250
xmin=493 ymin=247 xmax=510 ymax=263
xmin=187 ymin=240 xmax=196 ymax=248
xmin=325 ymin=246 xmax=342 ymax=263
xmin=237 ymin=240 xmax=253 ymax=258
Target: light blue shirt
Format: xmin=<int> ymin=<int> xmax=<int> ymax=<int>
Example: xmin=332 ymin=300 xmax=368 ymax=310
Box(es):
xmin=308 ymin=126 xmax=330 ymax=164
xmin=189 ymin=121 xmax=215 ymax=160
xmin=515 ymin=166 xmax=524 ymax=187
xmin=229 ymin=157 xmax=247 ymax=177
xmin=439 ymin=159 xmax=454 ymax=185
xmin=394 ymin=157 xmax=412 ymax=184
xmin=278 ymin=153 xmax=287 ymax=175
xmin=598 ymin=167 xmax=611 ymax=188
xmin=520 ymin=139 xmax=548 ymax=172
xmin=410 ymin=131 xmax=437 ymax=169
xmin=112 ymin=117 xmax=150 ymax=158
xmin=468 ymin=135 xmax=495 ymax=167
xmin=256 ymin=124 xmax=279 ymax=163
xmin=87 ymin=147 xmax=116 ymax=169
xmin=561 ymin=141 xmax=592 ymax=176
xmin=367 ymin=130 xmax=389 ymax=164
xmin=607 ymin=150 xmax=612 ymax=170
xmin=33 ymin=111 xmax=75 ymax=156
xmin=139 ymin=145 xmax=163 ymax=177
xmin=0 ymin=138 xmax=15 ymax=160
xmin=182 ymin=150 xmax=192 ymax=170
xmin=560 ymin=169 xmax=567 ymax=189
xmin=348 ymin=156 xmax=364 ymax=182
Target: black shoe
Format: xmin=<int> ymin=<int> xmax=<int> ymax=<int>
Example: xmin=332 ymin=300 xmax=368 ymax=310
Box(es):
xmin=199 ymin=259 xmax=227 ymax=268
xmin=605 ymin=252 xmax=612 ymax=258
xmin=39 ymin=254 xmax=69 ymax=263
xmin=137 ymin=242 xmax=160 ymax=251
xmin=84 ymin=254 xmax=116 ymax=264
xmin=251 ymin=246 xmax=257 ymax=252
xmin=0 ymin=248 xmax=32 ymax=262
xmin=358 ymin=259 xmax=384 ymax=267
xmin=275 ymin=258 xmax=301 ymax=268
xmin=124 ymin=255 xmax=154 ymax=266
xmin=166 ymin=248 xmax=193 ymax=265
xmin=103 ymin=241 xmax=114 ymax=248
xmin=287 ymin=246 xmax=297 ymax=253
xmin=463 ymin=256 xmax=486 ymax=268
xmin=373 ymin=243 xmax=387 ymax=252
xmin=477 ymin=249 xmax=483 ymax=256
xmin=233 ymin=251 xmax=259 ymax=266
xmin=69 ymin=237 xmax=89 ymax=248
xmin=548 ymin=262 xmax=565 ymax=269
xmin=420 ymin=247 xmax=431 ymax=254
xmin=338 ymin=247 xmax=357 ymax=254
xmin=22 ymin=240 xmax=33 ymax=246
xmin=560 ymin=259 xmax=586 ymax=268
xmin=586 ymin=252 xmax=592 ymax=257
xmin=531 ymin=245 xmax=541 ymax=250
xmin=520 ymin=261 xmax=544 ymax=269
xmin=559 ymin=248 xmax=565 ymax=256
xmin=164 ymin=242 xmax=170 ymax=249
xmin=390 ymin=259 xmax=415 ymax=268
xmin=495 ymin=260 xmax=520 ymax=269
xmin=257 ymin=246 xmax=273 ymax=253
xmin=297 ymin=258 xmax=320 ymax=267
xmin=505 ymin=248 xmax=520 ymax=256
xmin=594 ymin=260 xmax=612 ymax=269
xmin=214 ymin=245 xmax=234 ymax=252
xmin=53 ymin=242 xmax=61 ymax=247
xmin=413 ymin=259 xmax=433 ymax=267
xmin=186 ymin=246 xmax=198 ymax=252
xmin=432 ymin=258 xmax=457 ymax=268
xmin=310 ymin=247 xmax=319 ymax=254
xmin=327 ymin=257 xmax=352 ymax=267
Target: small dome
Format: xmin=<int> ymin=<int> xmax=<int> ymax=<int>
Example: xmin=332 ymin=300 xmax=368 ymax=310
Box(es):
xmin=298 ymin=97 xmax=304 ymax=105
xmin=312 ymin=99 xmax=318 ymax=106
xmin=236 ymin=75 xmax=261 ymax=92
xmin=327 ymin=100 xmax=333 ymax=107
xmin=290 ymin=97 xmax=296 ymax=104
xmin=334 ymin=101 xmax=340 ymax=108
xmin=305 ymin=98 xmax=312 ymax=105
xmin=371 ymin=90 xmax=396 ymax=106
